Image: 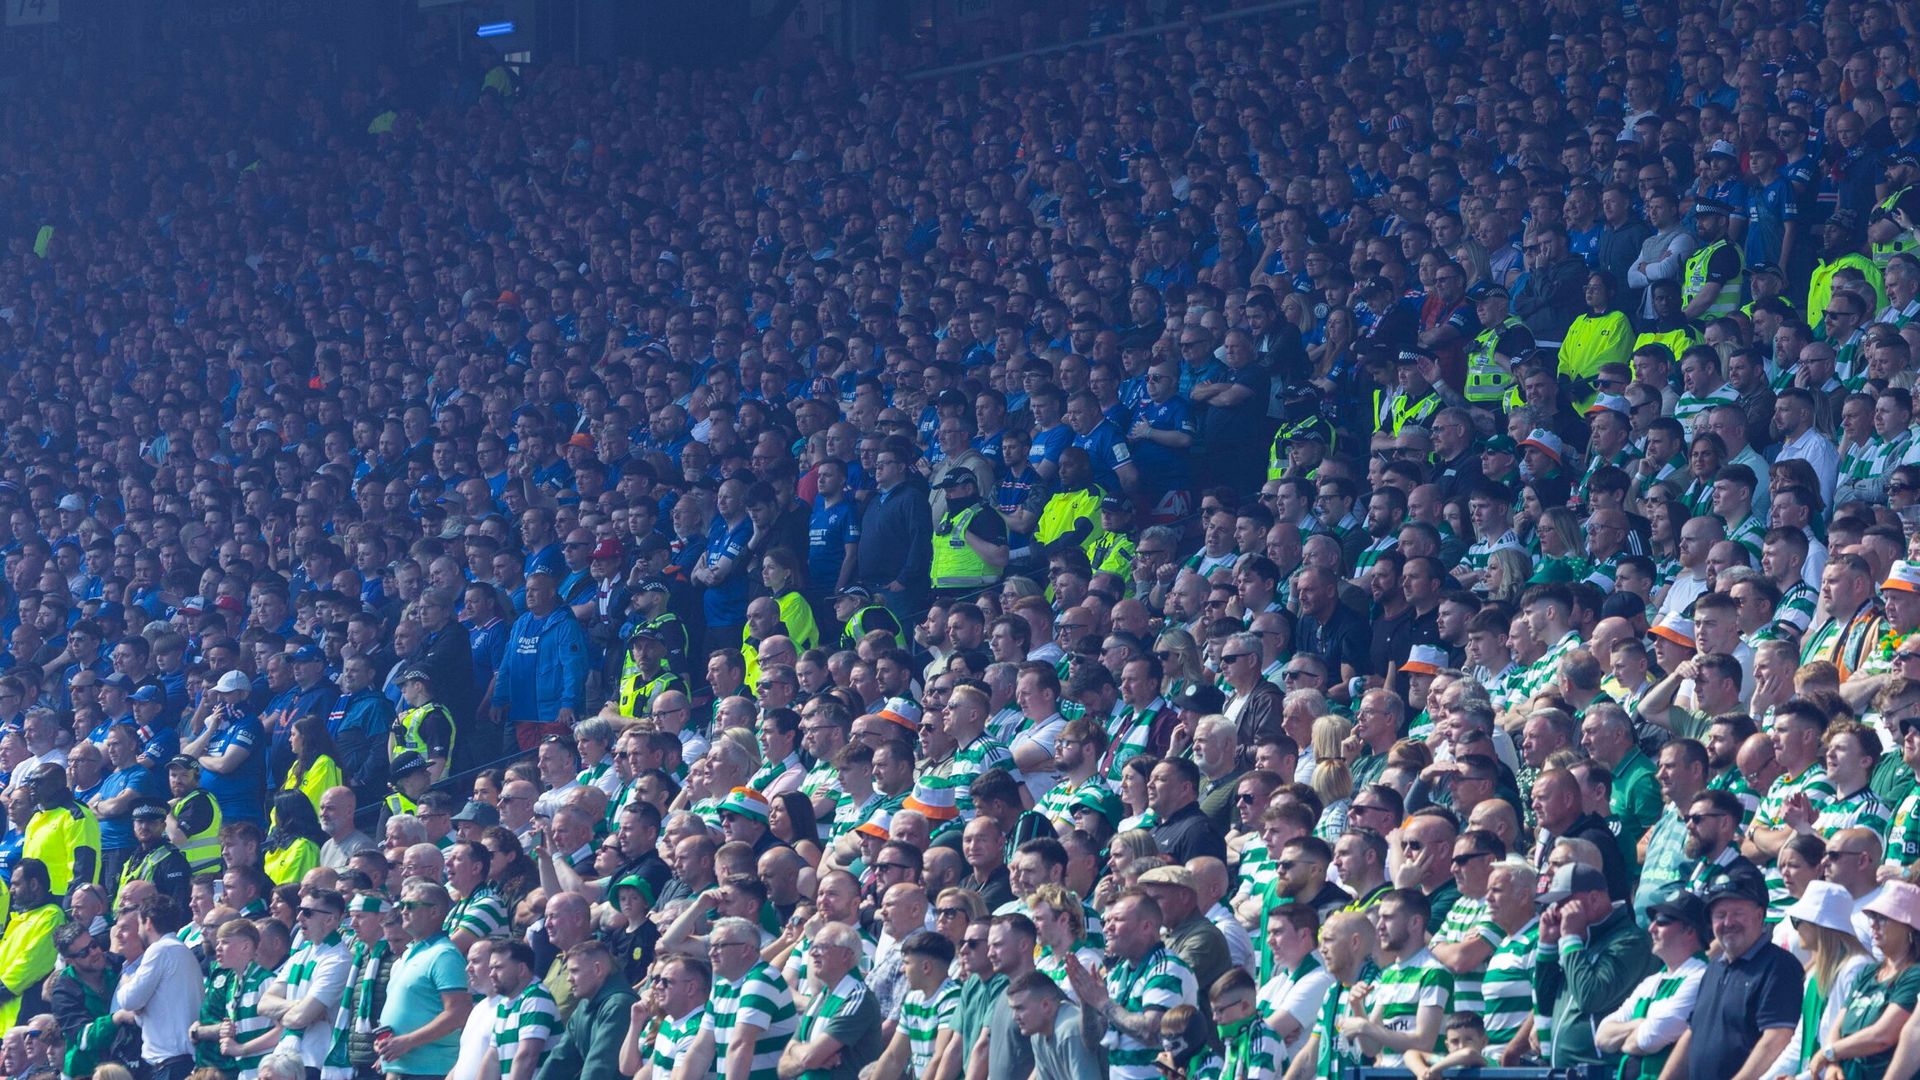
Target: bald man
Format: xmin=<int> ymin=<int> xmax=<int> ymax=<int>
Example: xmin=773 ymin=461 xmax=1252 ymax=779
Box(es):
xmin=1188 ymin=856 xmax=1254 ymax=972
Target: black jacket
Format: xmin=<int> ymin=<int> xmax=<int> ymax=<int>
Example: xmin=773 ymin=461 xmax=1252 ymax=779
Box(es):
xmin=1544 ymin=811 xmax=1634 ymax=903
xmin=855 ymin=480 xmax=933 ymax=597
xmin=1511 ymin=253 xmax=1592 ymax=341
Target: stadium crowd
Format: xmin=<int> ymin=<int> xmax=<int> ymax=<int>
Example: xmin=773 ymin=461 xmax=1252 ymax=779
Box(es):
xmin=28 ymin=0 xmax=1920 ymax=1078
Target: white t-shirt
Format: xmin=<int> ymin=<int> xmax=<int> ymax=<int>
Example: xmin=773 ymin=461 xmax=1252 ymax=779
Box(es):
xmin=449 ymin=993 xmax=505 ymax=1080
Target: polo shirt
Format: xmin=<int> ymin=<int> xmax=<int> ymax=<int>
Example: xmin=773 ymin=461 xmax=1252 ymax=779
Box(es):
xmin=1151 ymin=802 xmax=1226 ymax=865
xmin=1685 ymin=937 xmax=1802 ymax=1080
xmin=378 ymin=932 xmax=469 ymax=1075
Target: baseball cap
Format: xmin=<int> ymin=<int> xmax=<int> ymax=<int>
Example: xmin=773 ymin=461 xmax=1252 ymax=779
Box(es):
xmin=1702 ymin=865 xmax=1770 ymax=910
xmin=451 ymin=800 xmax=501 ymax=827
xmin=1646 ymin=888 xmax=1711 ymax=941
xmin=1535 ymin=863 xmax=1610 ymax=905
xmin=1178 ymin=684 xmax=1226 ymax=713
xmin=130 ymin=685 xmax=163 ymax=704
xmin=101 ymin=673 xmax=135 ymax=692
xmin=590 ymin=538 xmax=623 ymax=561
xmin=290 ymin=645 xmax=326 ymax=664
xmin=1518 ymin=428 xmax=1568 ymax=464
xmin=214 ymin=670 xmax=250 ymax=694
xmin=1480 ymin=434 xmax=1518 ymax=456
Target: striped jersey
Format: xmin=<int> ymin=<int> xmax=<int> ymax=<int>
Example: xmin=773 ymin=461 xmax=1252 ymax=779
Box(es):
xmin=1369 ymin=948 xmax=1453 ymax=1065
xmin=1429 ymin=896 xmax=1497 ymax=1010
xmin=1814 ymin=785 xmax=1891 ymax=842
xmin=792 ymin=975 xmax=873 ymax=1080
xmin=493 ymin=981 xmax=560 ymax=1067
xmin=446 ymin=885 xmax=508 ymax=940
xmin=1036 ymin=776 xmax=1106 ymax=828
xmin=1754 ymin=765 xmax=1835 ymax=907
xmin=1480 ymin=920 xmax=1538 ymax=1050
xmin=222 ymin=962 xmax=275 ymax=1078
xmin=1598 ymin=955 xmax=1707 ymax=1080
xmin=1892 ymin=787 xmax=1920 ymax=865
xmin=900 ymin=978 xmax=960 ymax=1076
xmin=1101 ymin=946 xmax=1198 ymax=1080
xmin=649 ymin=1006 xmax=707 ymax=1076
xmin=1315 ymin=962 xmax=1378 ymax=1079
xmin=705 ymin=961 xmax=797 ymax=1080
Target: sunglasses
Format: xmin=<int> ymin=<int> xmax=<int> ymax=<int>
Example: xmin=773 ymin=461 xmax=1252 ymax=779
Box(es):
xmin=876 ymin=862 xmax=914 ymax=873
xmin=1222 ymin=653 xmax=1255 ymax=663
xmin=394 ymin=900 xmax=432 ymax=912
xmin=297 ymin=907 xmax=337 ymax=918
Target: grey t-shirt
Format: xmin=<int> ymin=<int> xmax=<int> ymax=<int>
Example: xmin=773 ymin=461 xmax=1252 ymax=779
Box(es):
xmin=986 ymin=987 xmax=1037 ymax=1080
xmin=1030 ymin=1002 xmax=1105 ymax=1080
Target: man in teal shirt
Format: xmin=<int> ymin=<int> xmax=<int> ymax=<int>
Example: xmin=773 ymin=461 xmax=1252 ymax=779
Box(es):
xmin=1632 ymin=740 xmax=1708 ymax=923
xmin=377 ymin=881 xmax=472 ymax=1077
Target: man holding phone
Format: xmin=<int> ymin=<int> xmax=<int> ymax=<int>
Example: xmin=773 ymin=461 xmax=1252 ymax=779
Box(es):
xmin=376 ymin=882 xmax=472 ymax=1080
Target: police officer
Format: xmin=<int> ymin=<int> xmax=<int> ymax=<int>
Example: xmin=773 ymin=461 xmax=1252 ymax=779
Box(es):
xmin=164 ymin=754 xmax=222 ymax=874
xmin=389 ymin=669 xmax=454 ymax=784
xmin=1375 ymin=347 xmax=1447 ymax=434
xmin=930 ymin=469 xmax=1009 ymax=601
xmin=1873 ymin=152 xmax=1920 ymax=269
xmin=381 ymin=750 xmax=433 ymax=823
xmin=1086 ymin=497 xmax=1139 ymax=577
xmin=617 ymin=626 xmax=687 ymax=719
xmin=1683 ymin=197 xmax=1746 ymax=320
xmin=625 ymin=578 xmax=689 ymax=675
xmin=832 ymin=586 xmax=903 ymax=650
xmin=1462 ymin=283 xmax=1536 ymax=407
xmin=120 ymin=800 xmax=190 ymax=907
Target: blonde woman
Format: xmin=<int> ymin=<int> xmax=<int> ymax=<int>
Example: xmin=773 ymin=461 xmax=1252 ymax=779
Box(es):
xmin=1765 ymin=880 xmax=1872 ymax=1080
xmin=1310 ymin=715 xmax=1354 ymax=841
xmin=1483 ymin=547 xmax=1534 ymax=604
xmin=1153 ymin=629 xmax=1206 ymax=702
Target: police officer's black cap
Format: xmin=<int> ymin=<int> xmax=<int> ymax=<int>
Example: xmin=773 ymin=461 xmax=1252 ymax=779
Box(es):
xmin=835 ymin=586 xmax=875 ymax=600
xmin=391 ymin=750 xmax=430 ymax=778
xmin=131 ymin=802 xmax=168 ymax=822
xmin=1466 ymin=282 xmax=1509 ymax=302
xmin=1693 ymin=196 xmax=1738 ymax=217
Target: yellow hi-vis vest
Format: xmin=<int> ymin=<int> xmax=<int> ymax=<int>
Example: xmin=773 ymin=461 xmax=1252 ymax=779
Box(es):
xmin=1373 ymin=390 xmax=1439 ymax=434
xmin=1875 ymin=188 xmax=1919 ymax=269
xmin=1683 ymin=238 xmax=1744 ymax=320
xmin=1464 ymin=316 xmax=1524 ymax=403
xmin=932 ymin=504 xmax=1002 ymax=591
xmin=171 ymin=788 xmax=223 ymax=873
xmin=393 ymin=702 xmax=453 ymax=768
